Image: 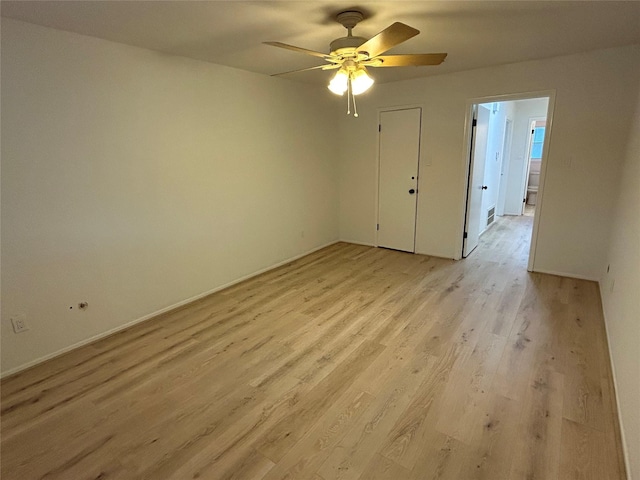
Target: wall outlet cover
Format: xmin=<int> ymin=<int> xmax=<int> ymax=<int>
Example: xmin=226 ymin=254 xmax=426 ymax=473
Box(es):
xmin=11 ymin=314 xmax=30 ymax=333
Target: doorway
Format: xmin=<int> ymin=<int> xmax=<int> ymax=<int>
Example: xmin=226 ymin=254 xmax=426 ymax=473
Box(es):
xmin=461 ymin=94 xmax=554 ymax=271
xmin=377 ymin=107 xmax=422 ymax=253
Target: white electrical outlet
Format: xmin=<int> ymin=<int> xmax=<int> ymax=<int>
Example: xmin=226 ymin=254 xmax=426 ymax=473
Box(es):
xmin=11 ymin=314 xmax=30 ymax=333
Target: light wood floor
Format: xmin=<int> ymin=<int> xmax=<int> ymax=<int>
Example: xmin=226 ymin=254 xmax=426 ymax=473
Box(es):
xmin=1 ymin=215 xmax=626 ymax=479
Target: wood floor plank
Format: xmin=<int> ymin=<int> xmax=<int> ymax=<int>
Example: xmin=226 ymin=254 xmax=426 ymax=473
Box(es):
xmin=433 ymin=331 xmax=507 ymax=444
xmin=316 ymin=349 xmax=453 ymax=480
xmin=558 ymin=417 xmax=617 ymax=480
xmin=454 ymin=393 xmax=521 ymax=479
xmin=136 ymin=374 xmax=305 ymax=480
xmin=376 ymin=345 xmax=460 ymax=471
xmin=408 ymin=432 xmax=466 ymax=480
xmin=254 ymin=341 xmax=385 ymax=464
xmin=357 ymin=454 xmax=411 ymax=480
xmin=508 ymin=363 xmax=565 ymax=479
xmin=262 ymin=390 xmax=375 ymax=480
xmin=0 ymin=214 xmax=626 ymax=480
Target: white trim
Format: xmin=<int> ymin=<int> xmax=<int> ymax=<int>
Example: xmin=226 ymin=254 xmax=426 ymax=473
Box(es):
xmin=339 ymin=238 xmax=376 ymax=247
xmin=414 ymin=249 xmax=456 ymax=261
xmin=530 ymin=268 xmax=598 ymax=282
xmin=527 ymin=94 xmax=556 ymax=272
xmin=466 ymin=90 xmax=557 ymax=104
xmin=599 ymin=283 xmax=631 ymax=479
xmin=0 ymin=240 xmax=339 ymax=379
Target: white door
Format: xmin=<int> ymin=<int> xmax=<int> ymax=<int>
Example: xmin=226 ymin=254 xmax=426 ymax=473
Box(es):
xmin=463 ymin=105 xmax=490 ymax=257
xmin=377 ymin=108 xmax=421 ymax=253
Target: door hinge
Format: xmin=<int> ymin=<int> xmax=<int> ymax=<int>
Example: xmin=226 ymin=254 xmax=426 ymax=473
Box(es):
xmin=463 ymin=231 xmax=468 ymax=239
xmin=377 ymin=223 xmax=380 ymax=231
xmin=532 ymin=129 xmax=535 ymax=134
xmin=378 ymin=124 xmax=381 ymax=132
xmin=472 ymin=118 xmax=477 ymax=127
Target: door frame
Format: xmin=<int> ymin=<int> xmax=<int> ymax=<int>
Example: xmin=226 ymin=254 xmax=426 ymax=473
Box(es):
xmin=374 ymin=103 xmax=425 ymax=248
xmin=521 ymin=117 xmax=546 ymax=214
xmin=457 ymin=90 xmax=556 ymax=272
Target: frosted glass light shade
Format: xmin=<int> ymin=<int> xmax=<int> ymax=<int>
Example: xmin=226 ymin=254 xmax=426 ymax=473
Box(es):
xmin=351 ymin=68 xmax=374 ymax=95
xmin=328 ymin=69 xmax=348 ymax=95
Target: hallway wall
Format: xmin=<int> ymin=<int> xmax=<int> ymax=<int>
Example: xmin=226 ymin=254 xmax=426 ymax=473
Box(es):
xmin=600 ymin=87 xmax=640 ymax=480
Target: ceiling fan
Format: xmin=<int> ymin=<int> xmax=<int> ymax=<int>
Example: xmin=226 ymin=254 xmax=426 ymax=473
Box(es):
xmin=265 ymin=10 xmax=447 ymax=116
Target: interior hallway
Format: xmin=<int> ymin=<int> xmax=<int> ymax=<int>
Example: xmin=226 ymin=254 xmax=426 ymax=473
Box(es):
xmin=0 ymin=215 xmax=625 ymax=479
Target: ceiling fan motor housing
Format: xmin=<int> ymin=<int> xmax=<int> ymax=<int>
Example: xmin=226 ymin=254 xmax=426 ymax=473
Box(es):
xmin=331 ymin=10 xmax=367 ymax=56
xmin=330 ymin=36 xmax=368 ymax=56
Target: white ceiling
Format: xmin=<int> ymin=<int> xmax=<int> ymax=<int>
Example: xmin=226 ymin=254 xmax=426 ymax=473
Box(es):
xmin=2 ymin=1 xmax=639 ymax=85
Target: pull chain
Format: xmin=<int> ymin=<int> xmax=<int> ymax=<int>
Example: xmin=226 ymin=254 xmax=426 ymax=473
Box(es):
xmin=352 ymin=88 xmax=359 ymax=118
xmin=345 ymin=76 xmax=359 ymax=118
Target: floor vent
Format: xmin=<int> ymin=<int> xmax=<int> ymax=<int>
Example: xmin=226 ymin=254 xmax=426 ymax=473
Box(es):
xmin=487 ymin=206 xmax=495 ymax=226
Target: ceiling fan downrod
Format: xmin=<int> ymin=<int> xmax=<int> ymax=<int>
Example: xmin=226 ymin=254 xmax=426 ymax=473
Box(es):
xmin=330 ymin=11 xmax=368 ymax=56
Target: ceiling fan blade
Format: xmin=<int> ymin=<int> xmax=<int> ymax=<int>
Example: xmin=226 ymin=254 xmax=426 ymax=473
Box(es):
xmin=357 ymin=22 xmax=419 ymax=59
xmin=264 ymin=41 xmax=329 ymax=59
xmin=372 ymin=53 xmax=448 ymax=67
xmin=271 ymin=63 xmax=340 ymax=77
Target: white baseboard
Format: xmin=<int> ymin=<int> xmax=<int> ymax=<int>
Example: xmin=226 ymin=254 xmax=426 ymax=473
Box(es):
xmin=338 ymin=239 xmax=457 ymax=260
xmin=531 ymin=268 xmax=598 ymax=282
xmin=598 ymin=281 xmax=631 ymax=480
xmin=339 ymin=238 xmax=376 ymax=247
xmin=1 ymin=240 xmax=339 ymax=379
xmin=415 ymin=248 xmax=457 ymax=260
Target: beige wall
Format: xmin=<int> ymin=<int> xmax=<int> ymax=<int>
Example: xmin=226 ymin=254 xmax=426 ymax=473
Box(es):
xmin=600 ymin=87 xmax=640 ymax=480
xmin=1 ymin=19 xmax=339 ymax=374
xmin=337 ymin=45 xmax=640 ymax=280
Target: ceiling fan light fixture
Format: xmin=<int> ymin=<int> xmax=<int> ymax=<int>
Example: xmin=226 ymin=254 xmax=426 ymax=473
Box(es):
xmin=266 ymin=12 xmax=446 ymax=116
xmin=350 ymin=67 xmax=374 ymax=95
xmin=328 ymin=68 xmax=349 ymax=95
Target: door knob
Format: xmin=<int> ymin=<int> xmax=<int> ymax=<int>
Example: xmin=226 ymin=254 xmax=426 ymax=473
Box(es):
xmin=409 ymin=189 xmax=416 ymax=194
xmin=481 ymin=185 xmax=488 ymax=190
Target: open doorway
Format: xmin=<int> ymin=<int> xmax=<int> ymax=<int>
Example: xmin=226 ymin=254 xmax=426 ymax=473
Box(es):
xmin=461 ymin=93 xmax=554 ymax=271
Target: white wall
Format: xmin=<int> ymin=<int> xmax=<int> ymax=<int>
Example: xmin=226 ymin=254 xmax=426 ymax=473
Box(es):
xmin=1 ymin=19 xmax=339 ymax=374
xmin=600 ymin=88 xmax=640 ymax=480
xmin=480 ymin=101 xmax=508 ymax=230
xmin=503 ymin=98 xmax=549 ymax=215
xmin=337 ymin=45 xmax=640 ymax=279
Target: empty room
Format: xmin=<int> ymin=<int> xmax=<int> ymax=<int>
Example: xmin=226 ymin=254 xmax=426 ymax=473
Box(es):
xmin=1 ymin=2 xmax=639 ymax=479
